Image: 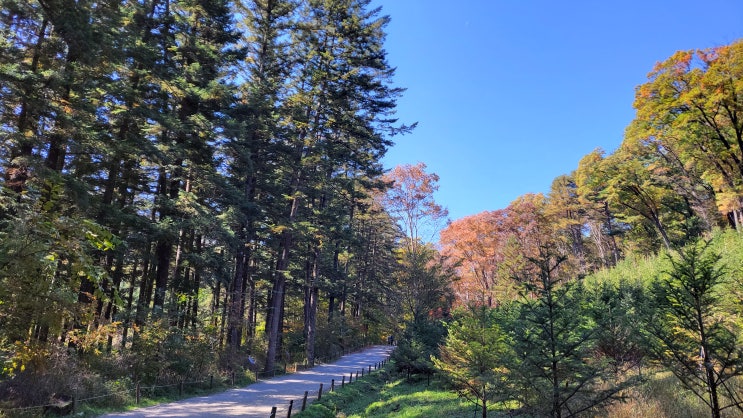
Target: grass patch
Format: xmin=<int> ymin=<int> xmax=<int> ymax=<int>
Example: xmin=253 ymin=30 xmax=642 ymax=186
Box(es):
xmin=604 ymin=370 xmax=742 ymax=418
xmin=296 ymin=365 xmax=743 ymax=418
xmin=294 ymin=369 xmax=515 ymax=418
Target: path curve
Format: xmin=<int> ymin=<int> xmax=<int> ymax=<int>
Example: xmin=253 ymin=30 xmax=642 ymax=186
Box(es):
xmin=101 ymin=345 xmax=394 ymax=418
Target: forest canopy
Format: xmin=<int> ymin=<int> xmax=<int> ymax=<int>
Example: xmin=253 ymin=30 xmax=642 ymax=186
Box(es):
xmin=0 ymin=0 xmax=420 ymax=408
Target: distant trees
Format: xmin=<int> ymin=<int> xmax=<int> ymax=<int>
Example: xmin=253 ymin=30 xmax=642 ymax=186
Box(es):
xmin=380 ymin=162 xmax=447 ymax=253
xmin=441 ymin=193 xmax=575 ymax=304
xmin=441 ymin=40 xmax=743 ymax=302
xmin=439 ymin=211 xmax=506 ymax=307
xmin=380 ymin=162 xmax=454 ymax=377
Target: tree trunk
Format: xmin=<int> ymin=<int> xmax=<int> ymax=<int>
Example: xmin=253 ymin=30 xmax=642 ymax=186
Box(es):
xmin=227 ymin=249 xmax=246 ymax=347
xmin=247 ymin=266 xmax=256 ymax=348
xmin=265 ymin=154 xmax=303 ymax=372
xmin=220 ymin=286 xmax=229 ymax=349
xmin=121 ymin=258 xmax=139 ymax=350
xmin=706 ymin=359 xmax=721 ymax=418
xmin=265 ymin=233 xmax=291 ymax=373
xmin=304 ymin=249 xmax=319 ymax=366
xmin=153 ymin=238 xmax=172 ymax=317
xmin=603 ymin=202 xmax=621 ymax=265
xmin=134 ymin=241 xmax=155 ymax=330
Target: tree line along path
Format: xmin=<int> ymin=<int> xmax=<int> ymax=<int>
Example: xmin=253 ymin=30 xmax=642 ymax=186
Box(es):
xmin=100 ymin=345 xmax=395 ymax=418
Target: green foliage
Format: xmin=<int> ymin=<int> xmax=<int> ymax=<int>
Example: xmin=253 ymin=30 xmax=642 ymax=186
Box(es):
xmin=127 ymin=321 xmax=218 ymax=385
xmin=584 ymin=250 xmax=670 ymax=289
xmin=507 ymin=252 xmax=631 ymax=417
xmin=433 ymin=305 xmax=511 ymax=417
xmin=392 ymin=318 xmax=446 ymax=377
xmin=390 ymin=244 xmax=454 ymax=378
xmin=588 ymin=280 xmax=647 ymax=374
xmin=0 ymin=185 xmax=116 ymax=372
xmin=643 ymin=240 xmax=743 ymax=417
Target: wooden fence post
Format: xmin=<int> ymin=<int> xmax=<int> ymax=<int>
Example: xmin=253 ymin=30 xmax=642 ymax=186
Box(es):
xmin=301 ymin=391 xmax=308 ymax=411
xmin=341 ymin=376 xmax=345 ymax=388
xmin=287 ymin=400 xmax=293 ymax=418
xmin=331 ymin=379 xmax=335 ymax=392
xmin=135 ymin=382 xmax=141 ymax=404
xmin=318 ymin=383 xmax=323 ymax=400
xmin=269 ymin=406 xmax=277 ymax=418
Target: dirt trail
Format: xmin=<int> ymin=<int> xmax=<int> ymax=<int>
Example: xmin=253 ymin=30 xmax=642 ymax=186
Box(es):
xmin=100 ymin=345 xmax=394 ymax=418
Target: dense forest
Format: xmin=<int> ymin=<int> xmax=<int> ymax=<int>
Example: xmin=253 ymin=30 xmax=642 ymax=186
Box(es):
xmin=2 ymin=0 xmax=743 ymax=416
xmin=0 ymin=0 xmax=431 ymax=410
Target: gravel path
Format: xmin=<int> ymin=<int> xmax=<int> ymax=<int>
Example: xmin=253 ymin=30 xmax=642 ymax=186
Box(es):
xmin=101 ymin=345 xmax=395 ymax=418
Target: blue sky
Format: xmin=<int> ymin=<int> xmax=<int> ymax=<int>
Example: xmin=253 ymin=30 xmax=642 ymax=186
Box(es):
xmin=374 ymin=0 xmax=743 ymax=222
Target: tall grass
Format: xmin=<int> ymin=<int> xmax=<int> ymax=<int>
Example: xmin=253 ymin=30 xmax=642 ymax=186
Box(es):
xmin=605 ymin=371 xmax=743 ymax=418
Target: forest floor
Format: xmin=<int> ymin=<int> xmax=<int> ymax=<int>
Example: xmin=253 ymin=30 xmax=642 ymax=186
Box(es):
xmin=99 ymin=345 xmax=395 ymax=418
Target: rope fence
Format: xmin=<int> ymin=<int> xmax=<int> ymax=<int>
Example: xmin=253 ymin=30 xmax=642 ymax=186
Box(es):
xmin=0 ymin=374 xmax=223 ymax=416
xmin=269 ymin=356 xmax=393 ymax=418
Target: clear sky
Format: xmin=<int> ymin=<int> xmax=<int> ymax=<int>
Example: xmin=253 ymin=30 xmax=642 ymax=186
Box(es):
xmin=374 ymin=0 xmax=743 ymax=223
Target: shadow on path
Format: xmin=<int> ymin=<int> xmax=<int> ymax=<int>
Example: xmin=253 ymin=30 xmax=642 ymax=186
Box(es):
xmin=100 ymin=345 xmax=395 ymax=418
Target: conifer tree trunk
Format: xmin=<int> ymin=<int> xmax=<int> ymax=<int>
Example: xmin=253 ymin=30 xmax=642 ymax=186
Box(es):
xmin=304 ymin=249 xmax=319 ymax=366
xmin=227 ymin=251 xmax=247 ymax=347
xmin=266 ymin=227 xmax=294 ymax=372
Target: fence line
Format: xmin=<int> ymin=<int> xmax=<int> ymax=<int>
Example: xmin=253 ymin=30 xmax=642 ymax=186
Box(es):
xmin=0 ymin=375 xmax=215 ymax=415
xmin=0 ymin=346 xmax=393 ymax=417
xmin=270 ymin=355 xmax=393 ymax=418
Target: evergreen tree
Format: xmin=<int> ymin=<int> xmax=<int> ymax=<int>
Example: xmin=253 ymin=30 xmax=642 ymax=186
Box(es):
xmin=433 ymin=305 xmax=511 ymax=418
xmin=262 ymin=0 xmax=406 ymax=372
xmin=644 ymin=241 xmax=743 ymax=418
xmin=508 ymin=250 xmax=628 ymax=417
xmin=589 ymin=281 xmax=646 ymax=375
xmin=223 ymin=0 xmax=295 ymax=355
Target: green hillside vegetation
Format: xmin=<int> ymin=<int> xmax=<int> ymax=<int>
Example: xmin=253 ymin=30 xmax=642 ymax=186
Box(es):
xmin=424 ymin=229 xmax=743 ymax=418
xmin=327 ymin=230 xmax=742 ymax=418
xmin=585 ymin=228 xmax=743 ymax=289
